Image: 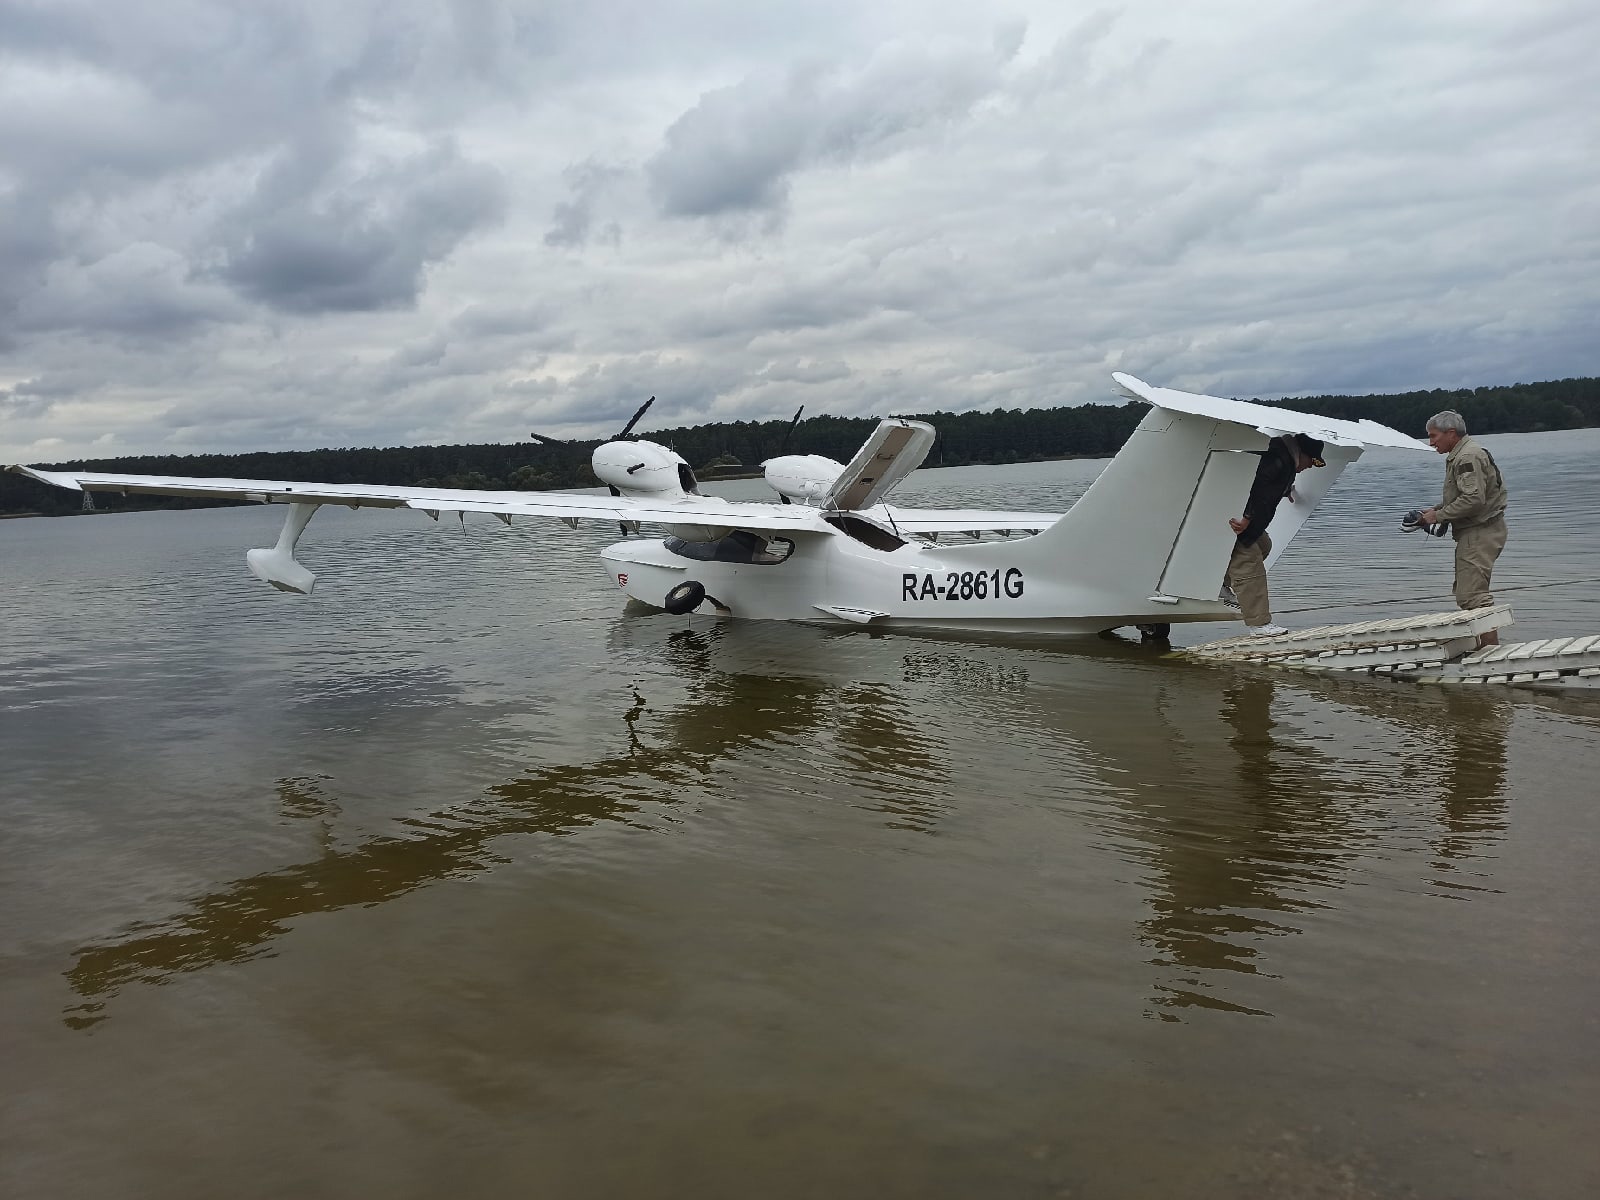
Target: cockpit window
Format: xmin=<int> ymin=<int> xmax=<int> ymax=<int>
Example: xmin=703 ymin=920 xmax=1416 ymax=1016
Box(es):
xmin=664 ymin=530 xmax=796 ymax=564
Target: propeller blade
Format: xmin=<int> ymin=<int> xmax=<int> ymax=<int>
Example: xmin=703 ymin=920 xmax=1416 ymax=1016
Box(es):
xmin=615 ymin=396 xmax=655 ymax=441
xmin=779 ymin=405 xmax=805 ymax=453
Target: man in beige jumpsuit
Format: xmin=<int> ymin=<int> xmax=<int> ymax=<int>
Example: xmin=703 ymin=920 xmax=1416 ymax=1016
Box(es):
xmin=1225 ymin=433 xmax=1325 ymax=636
xmin=1420 ymin=409 xmax=1508 ymax=641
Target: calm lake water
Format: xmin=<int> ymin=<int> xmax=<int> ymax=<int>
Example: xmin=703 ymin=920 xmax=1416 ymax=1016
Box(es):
xmin=3 ymin=429 xmax=1599 ymax=1199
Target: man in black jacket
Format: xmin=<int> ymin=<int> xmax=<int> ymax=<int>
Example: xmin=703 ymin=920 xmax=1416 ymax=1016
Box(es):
xmin=1225 ymin=432 xmax=1325 ymax=636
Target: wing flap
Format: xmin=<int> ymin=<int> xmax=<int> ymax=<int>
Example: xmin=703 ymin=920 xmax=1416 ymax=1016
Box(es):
xmin=416 ymin=493 xmax=833 ymax=533
xmin=875 ymin=506 xmax=1062 ymax=535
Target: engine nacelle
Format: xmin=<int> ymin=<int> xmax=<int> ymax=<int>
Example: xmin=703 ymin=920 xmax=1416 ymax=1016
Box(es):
xmin=762 ymin=453 xmax=844 ymax=504
xmin=592 ymin=439 xmax=699 ymax=497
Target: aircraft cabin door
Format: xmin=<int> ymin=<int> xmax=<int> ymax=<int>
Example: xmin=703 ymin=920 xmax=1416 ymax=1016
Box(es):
xmin=1156 ymin=449 xmax=1259 ymax=602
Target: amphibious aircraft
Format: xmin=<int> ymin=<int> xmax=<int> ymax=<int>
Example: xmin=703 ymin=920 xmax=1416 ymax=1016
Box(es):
xmin=8 ymin=374 xmax=1425 ymax=637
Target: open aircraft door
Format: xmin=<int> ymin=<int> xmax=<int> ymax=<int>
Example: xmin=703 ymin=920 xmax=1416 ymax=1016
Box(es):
xmin=1155 ymin=440 xmax=1362 ymax=600
xmin=822 ymin=419 xmax=936 ymax=512
xmin=1155 ymin=449 xmax=1259 ymax=602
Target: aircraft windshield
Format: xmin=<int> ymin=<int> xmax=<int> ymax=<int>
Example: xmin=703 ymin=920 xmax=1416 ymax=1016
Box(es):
xmin=664 ymin=531 xmax=795 ymax=564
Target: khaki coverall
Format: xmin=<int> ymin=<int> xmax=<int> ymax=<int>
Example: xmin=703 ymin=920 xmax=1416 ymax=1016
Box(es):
xmin=1435 ymin=435 xmax=1508 ymax=609
xmin=1226 ymin=533 xmax=1274 ymax=627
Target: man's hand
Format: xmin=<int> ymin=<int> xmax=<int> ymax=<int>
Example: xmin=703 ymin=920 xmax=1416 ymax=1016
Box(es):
xmin=1229 ymin=516 xmax=1248 ymax=534
xmin=1421 ymin=507 xmax=1439 ymax=524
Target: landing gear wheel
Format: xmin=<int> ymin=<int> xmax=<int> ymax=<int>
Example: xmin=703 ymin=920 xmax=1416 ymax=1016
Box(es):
xmin=663 ymin=580 xmax=707 ymax=615
xmin=1135 ymin=622 xmax=1171 ymax=641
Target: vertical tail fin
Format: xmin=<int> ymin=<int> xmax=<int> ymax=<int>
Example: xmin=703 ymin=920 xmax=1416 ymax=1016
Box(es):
xmin=1024 ymin=405 xmax=1357 ymax=608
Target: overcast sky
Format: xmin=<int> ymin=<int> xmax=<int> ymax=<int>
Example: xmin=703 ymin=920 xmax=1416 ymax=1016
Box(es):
xmin=2 ymin=0 xmax=1596 ymax=462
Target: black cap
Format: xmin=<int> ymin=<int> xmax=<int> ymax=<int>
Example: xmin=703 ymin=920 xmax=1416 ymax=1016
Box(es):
xmin=1293 ymin=433 xmax=1325 ymax=467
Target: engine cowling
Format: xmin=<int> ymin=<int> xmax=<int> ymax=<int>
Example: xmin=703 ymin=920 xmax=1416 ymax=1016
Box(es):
xmin=592 ymin=439 xmax=698 ymax=497
xmin=762 ymin=453 xmax=844 ymax=504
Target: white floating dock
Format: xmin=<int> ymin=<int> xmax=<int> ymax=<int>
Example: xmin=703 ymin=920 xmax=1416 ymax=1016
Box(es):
xmin=1185 ymin=605 xmax=1600 ymax=690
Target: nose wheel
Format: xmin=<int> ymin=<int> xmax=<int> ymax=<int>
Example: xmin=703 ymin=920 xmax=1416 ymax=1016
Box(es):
xmin=664 ymin=580 xmax=705 ymax=614
xmin=664 ymin=580 xmax=729 ymax=615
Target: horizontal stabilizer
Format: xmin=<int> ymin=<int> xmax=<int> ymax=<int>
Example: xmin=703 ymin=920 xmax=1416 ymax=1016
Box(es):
xmin=1112 ymin=373 xmax=1426 ymax=450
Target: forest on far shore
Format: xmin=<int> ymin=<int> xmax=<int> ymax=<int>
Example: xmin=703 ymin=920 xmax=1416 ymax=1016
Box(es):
xmin=4 ymin=375 xmax=1595 ymax=517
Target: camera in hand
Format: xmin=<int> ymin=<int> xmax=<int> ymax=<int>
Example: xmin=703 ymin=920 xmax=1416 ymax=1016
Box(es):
xmin=1400 ymin=509 xmax=1449 ymax=536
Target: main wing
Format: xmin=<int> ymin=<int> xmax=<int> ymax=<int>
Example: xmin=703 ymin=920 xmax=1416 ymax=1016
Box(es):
xmin=9 ymin=466 xmax=832 ymax=532
xmin=8 ymin=465 xmax=835 ymax=594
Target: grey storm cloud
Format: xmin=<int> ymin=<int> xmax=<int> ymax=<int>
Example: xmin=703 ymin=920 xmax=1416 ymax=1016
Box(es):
xmin=1 ymin=0 xmax=1597 ymax=463
xmin=544 ymin=160 xmax=626 ymax=249
xmin=0 ymin=383 xmax=52 ymax=422
xmin=645 ymin=39 xmax=1018 ymax=220
xmin=0 ymin=0 xmax=512 ymax=330
xmin=19 ymin=242 xmax=246 ymax=340
xmin=215 ymin=135 xmax=508 ymax=313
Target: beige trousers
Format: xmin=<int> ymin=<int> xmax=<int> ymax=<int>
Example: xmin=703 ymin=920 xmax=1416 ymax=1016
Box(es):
xmin=1226 ymin=533 xmax=1273 ymax=626
xmin=1453 ymin=516 xmax=1507 ymax=610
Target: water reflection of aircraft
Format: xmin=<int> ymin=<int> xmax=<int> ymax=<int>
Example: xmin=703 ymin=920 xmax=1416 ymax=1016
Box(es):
xmin=1083 ymin=655 xmax=1518 ymax=1017
xmin=11 ymin=376 xmax=1423 ymax=637
xmin=61 ymin=619 xmax=1545 ymax=1030
xmin=62 ymin=621 xmax=947 ymax=1027
xmin=1257 ymin=669 xmax=1513 ymax=893
xmin=631 ymin=624 xmax=1530 ymax=1022
xmin=629 ymin=625 xmax=1530 ymax=1021
xmin=828 ymin=628 xmax=1525 ymax=1020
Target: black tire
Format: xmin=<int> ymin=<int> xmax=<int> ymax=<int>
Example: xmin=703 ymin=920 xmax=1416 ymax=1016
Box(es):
xmin=1135 ymin=622 xmax=1171 ymax=640
xmin=663 ymin=580 xmax=707 ymax=615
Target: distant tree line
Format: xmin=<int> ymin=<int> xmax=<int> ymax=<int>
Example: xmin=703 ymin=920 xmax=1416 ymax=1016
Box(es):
xmin=4 ymin=376 xmax=1596 ymax=517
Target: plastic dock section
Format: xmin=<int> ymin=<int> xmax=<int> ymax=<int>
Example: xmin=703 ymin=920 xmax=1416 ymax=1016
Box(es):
xmin=1185 ymin=605 xmax=1600 ymax=690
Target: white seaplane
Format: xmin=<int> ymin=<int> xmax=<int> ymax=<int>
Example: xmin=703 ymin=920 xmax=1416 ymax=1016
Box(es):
xmin=9 ymin=374 xmax=1426 ymax=637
